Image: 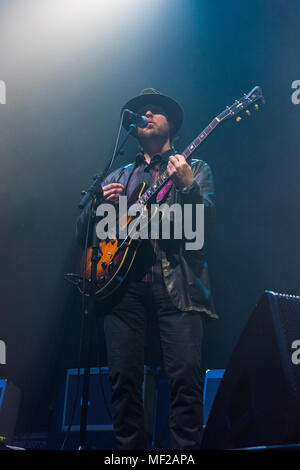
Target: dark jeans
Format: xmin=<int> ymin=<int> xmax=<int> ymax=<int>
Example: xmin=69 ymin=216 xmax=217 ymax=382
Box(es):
xmin=103 ymin=280 xmax=204 ymax=450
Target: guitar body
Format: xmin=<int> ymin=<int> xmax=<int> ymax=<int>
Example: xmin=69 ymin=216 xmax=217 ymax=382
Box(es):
xmin=77 ymin=182 xmax=159 ymax=300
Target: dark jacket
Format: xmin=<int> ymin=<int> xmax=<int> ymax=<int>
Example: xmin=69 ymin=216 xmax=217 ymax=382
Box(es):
xmin=75 ymin=151 xmax=218 ymax=320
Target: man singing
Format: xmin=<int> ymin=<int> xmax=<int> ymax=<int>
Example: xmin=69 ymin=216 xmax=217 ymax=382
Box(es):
xmin=75 ymin=88 xmax=217 ymax=450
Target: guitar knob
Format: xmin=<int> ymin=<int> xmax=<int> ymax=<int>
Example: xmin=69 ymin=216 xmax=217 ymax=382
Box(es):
xmin=246 ymin=110 xmax=251 ymax=115
xmin=236 ymin=116 xmax=242 ymax=122
xmin=101 ymin=262 xmax=107 ymax=269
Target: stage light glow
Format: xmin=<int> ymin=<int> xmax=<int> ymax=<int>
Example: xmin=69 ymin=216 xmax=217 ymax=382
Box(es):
xmin=0 ymin=0 xmax=162 ymax=88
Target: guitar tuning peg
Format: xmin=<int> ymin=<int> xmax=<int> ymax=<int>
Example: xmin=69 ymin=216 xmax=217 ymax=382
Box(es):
xmin=254 ymin=104 xmax=259 ymax=110
xmin=246 ymin=110 xmax=251 ymax=115
xmin=236 ymin=116 xmax=242 ymax=122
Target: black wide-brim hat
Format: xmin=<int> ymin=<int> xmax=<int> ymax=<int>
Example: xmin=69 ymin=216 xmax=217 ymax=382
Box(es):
xmin=121 ymin=88 xmax=184 ymax=136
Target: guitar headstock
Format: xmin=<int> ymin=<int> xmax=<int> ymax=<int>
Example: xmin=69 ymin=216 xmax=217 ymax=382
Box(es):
xmin=217 ymin=86 xmax=265 ymax=123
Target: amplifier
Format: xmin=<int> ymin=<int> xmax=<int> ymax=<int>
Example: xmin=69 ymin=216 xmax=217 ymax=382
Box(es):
xmin=62 ymin=367 xmax=113 ymax=432
xmin=58 ymin=366 xmax=226 ymax=449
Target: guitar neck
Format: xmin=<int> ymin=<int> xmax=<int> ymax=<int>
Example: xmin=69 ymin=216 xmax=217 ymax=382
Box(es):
xmin=181 ymin=117 xmax=220 ymax=159
xmin=138 ymin=116 xmax=220 ymax=205
xmin=137 ymin=85 xmax=264 ymax=205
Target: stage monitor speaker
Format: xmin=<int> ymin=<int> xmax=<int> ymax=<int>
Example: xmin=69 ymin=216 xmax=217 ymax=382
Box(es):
xmin=0 ymin=380 xmax=21 ymax=445
xmin=201 ymin=290 xmax=300 ymax=449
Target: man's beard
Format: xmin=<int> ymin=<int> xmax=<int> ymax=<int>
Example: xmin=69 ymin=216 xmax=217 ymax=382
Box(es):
xmin=139 ymin=127 xmax=169 ymax=143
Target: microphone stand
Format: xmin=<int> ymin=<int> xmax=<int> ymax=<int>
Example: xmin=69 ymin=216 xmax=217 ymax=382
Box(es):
xmin=76 ymin=123 xmax=136 ymax=450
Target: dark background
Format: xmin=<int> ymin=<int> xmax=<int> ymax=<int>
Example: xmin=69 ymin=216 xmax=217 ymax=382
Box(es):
xmin=0 ymin=0 xmax=299 ymax=433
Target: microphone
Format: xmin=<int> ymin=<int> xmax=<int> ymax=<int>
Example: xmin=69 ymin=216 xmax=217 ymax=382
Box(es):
xmin=123 ymin=109 xmax=149 ymax=128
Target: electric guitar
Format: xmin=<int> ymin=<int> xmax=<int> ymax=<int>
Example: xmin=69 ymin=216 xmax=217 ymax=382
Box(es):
xmin=76 ymin=86 xmax=265 ymax=299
